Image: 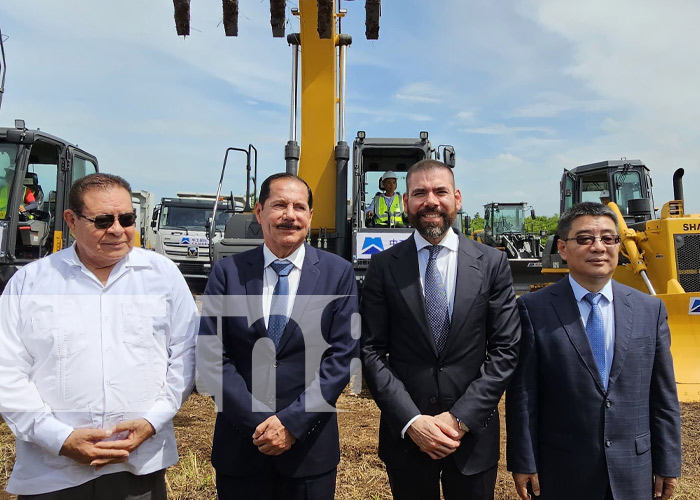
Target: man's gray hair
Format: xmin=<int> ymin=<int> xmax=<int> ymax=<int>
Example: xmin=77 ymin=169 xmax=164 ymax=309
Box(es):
xmin=557 ymin=202 xmax=619 ymax=239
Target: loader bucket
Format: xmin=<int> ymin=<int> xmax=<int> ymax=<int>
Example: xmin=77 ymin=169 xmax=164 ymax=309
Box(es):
xmin=508 ymin=259 xmax=558 ymax=295
xmin=659 ymin=292 xmax=700 ymax=402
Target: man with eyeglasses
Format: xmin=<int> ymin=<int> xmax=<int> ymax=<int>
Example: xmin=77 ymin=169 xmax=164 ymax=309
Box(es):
xmin=0 ymin=173 xmax=197 ymax=499
xmin=506 ymin=202 xmax=681 ymax=500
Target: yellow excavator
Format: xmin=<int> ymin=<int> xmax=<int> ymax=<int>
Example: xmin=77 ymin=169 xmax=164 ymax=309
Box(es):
xmin=176 ymin=1 xmax=459 ymax=282
xmin=540 ymin=160 xmax=700 ymax=401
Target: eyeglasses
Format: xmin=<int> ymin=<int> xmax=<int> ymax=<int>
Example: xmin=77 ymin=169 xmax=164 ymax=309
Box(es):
xmin=563 ymin=234 xmax=621 ymax=246
xmin=75 ymin=211 xmax=137 ymax=229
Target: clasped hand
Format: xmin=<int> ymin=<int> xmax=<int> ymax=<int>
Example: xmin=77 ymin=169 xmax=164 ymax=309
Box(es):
xmin=60 ymin=418 xmax=155 ymax=469
xmin=406 ymin=413 xmax=464 ymax=460
xmin=252 ymin=415 xmax=296 ymax=456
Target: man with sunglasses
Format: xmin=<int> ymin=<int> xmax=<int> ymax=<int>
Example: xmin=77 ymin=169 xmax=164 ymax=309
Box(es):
xmin=506 ymin=202 xmax=681 ymax=500
xmin=0 ymin=173 xmax=197 ymax=499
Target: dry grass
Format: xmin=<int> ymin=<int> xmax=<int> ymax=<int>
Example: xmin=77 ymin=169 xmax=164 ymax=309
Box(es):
xmin=1 ymin=395 xmax=699 ymax=500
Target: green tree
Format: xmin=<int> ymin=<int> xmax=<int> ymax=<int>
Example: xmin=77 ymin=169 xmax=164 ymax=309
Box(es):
xmin=468 ymin=212 xmax=485 ymax=234
xmin=524 ymin=215 xmax=559 ymax=236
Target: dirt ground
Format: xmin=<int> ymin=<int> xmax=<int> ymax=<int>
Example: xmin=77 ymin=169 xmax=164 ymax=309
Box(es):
xmin=1 ymin=392 xmax=699 ymax=500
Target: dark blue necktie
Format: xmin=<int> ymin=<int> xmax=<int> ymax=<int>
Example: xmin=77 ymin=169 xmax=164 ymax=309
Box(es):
xmin=424 ymin=245 xmax=450 ymax=354
xmin=583 ymin=292 xmax=608 ymax=389
xmin=268 ymin=259 xmax=294 ymax=349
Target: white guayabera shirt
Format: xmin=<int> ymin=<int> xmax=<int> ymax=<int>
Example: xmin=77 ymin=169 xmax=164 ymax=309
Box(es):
xmin=0 ymin=245 xmax=198 ymax=495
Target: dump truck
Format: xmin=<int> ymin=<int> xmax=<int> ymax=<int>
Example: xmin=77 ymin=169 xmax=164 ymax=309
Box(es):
xmin=540 ymin=159 xmax=700 ymax=401
xmin=145 ymin=193 xmax=238 ymax=279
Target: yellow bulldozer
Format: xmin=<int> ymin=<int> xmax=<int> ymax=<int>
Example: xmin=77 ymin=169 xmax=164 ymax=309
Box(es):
xmin=541 ymin=160 xmax=700 ymax=401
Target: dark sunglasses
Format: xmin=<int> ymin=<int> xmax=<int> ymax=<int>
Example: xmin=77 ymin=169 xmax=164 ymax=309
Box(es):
xmin=563 ymin=234 xmax=621 ymax=246
xmin=75 ymin=211 xmax=137 ymax=229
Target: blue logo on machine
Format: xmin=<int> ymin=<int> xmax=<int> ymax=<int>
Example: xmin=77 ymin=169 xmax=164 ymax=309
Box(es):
xmin=690 ymin=297 xmax=700 ymax=315
xmin=362 ymin=237 xmax=384 ymax=255
xmin=181 ymin=237 xmax=190 ymax=244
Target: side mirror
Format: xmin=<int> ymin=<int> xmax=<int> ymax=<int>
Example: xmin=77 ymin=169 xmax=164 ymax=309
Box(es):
xmin=443 ymin=146 xmax=456 ymax=168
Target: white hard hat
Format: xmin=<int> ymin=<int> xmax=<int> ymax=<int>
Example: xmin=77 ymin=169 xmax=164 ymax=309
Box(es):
xmin=381 ymin=171 xmax=398 ymax=182
xmin=600 ymin=189 xmax=610 ymax=198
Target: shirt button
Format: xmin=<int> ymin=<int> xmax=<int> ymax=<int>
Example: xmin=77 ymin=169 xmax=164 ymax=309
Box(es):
xmin=605 ymin=439 xmax=612 ymax=447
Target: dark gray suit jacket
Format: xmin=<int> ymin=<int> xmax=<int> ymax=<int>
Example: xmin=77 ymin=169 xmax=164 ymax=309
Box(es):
xmin=506 ymin=278 xmax=682 ymax=500
xmin=361 ymin=231 xmax=521 ymax=474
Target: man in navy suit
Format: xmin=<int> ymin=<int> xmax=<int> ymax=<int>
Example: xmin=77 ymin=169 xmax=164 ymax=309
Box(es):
xmin=198 ymin=173 xmax=359 ymax=500
xmin=506 ymin=202 xmax=681 ymax=500
xmin=361 ymin=159 xmax=521 ymax=500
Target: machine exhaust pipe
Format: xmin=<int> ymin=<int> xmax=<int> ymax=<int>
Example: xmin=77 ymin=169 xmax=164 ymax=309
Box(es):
xmin=673 ymin=168 xmax=684 ymax=202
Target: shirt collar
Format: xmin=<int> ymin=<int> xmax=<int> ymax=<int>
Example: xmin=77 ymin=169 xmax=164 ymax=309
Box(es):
xmin=414 ymin=228 xmax=459 ymax=254
xmin=569 ymin=274 xmax=614 ymax=304
xmin=263 ymin=243 xmax=305 ymax=271
xmin=62 ymin=243 xmax=149 ymax=272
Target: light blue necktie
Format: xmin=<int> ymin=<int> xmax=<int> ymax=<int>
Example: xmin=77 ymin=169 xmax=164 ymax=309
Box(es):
xmin=268 ymin=259 xmax=294 ymax=349
xmin=583 ymin=292 xmax=608 ymax=389
xmin=424 ymin=245 xmax=450 ymax=354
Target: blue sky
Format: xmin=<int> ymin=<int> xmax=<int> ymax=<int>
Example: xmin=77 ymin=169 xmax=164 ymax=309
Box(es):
xmin=1 ymin=0 xmax=698 ymax=218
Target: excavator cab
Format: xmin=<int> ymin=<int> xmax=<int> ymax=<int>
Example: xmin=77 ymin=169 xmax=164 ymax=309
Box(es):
xmin=1 ymin=121 xmax=99 ymax=291
xmin=350 ymin=131 xmax=457 ymax=282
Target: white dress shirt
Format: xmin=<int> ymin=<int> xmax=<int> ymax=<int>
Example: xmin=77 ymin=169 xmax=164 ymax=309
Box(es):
xmin=0 ymin=245 xmax=198 ymax=495
xmin=414 ymin=229 xmax=459 ymax=317
xmin=569 ymin=275 xmax=616 ymax=386
xmin=402 ymin=229 xmax=460 ymax=437
xmin=262 ymin=243 xmax=305 ymax=327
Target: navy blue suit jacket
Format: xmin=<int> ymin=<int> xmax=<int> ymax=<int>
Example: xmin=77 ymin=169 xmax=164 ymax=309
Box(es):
xmin=199 ymin=244 xmax=359 ymax=478
xmin=506 ymin=278 xmax=682 ymax=500
xmin=361 ymin=231 xmax=521 ymax=475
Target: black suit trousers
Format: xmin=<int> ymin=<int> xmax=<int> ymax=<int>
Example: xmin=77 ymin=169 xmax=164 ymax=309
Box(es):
xmin=386 ymin=456 xmax=497 ymax=500
xmin=216 ymin=463 xmax=337 ymax=500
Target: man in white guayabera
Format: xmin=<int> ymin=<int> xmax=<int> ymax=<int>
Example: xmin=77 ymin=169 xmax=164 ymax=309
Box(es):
xmin=0 ymin=173 xmax=197 ymax=499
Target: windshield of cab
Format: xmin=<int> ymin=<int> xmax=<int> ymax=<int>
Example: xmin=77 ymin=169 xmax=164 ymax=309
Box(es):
xmin=488 ymin=205 xmax=525 ymax=237
xmin=0 ymin=144 xmax=19 ymax=219
xmin=160 ymin=205 xmax=232 ymax=231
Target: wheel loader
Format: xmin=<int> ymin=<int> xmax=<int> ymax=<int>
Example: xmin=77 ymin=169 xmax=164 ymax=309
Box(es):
xmin=541 ymin=159 xmax=700 ymax=401
xmin=472 ymin=202 xmax=550 ymax=292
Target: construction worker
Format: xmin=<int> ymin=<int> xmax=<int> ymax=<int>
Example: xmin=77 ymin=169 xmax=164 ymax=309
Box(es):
xmin=599 ymin=189 xmax=611 ymax=205
xmin=0 ymin=168 xmax=37 ymax=219
xmin=366 ymin=170 xmax=404 ymax=227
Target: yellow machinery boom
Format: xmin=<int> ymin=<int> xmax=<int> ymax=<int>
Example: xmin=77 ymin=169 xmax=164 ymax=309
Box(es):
xmin=607 ymin=198 xmax=700 ymax=401
xmin=295 ymin=0 xmax=340 ymax=231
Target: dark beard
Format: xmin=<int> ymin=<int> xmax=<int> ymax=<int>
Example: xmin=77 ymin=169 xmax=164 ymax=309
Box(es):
xmin=408 ymin=208 xmax=455 ymax=240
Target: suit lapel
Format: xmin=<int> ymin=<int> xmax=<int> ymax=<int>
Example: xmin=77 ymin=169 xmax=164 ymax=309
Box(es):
xmin=244 ymin=246 xmax=267 ymax=339
xmin=607 ymin=280 xmax=632 ymax=389
xmin=442 ymin=234 xmax=483 ymax=357
xmin=388 ymin=235 xmax=436 ymax=357
xmin=277 ymin=244 xmax=320 ymax=353
xmin=550 ymin=279 xmax=606 ymax=393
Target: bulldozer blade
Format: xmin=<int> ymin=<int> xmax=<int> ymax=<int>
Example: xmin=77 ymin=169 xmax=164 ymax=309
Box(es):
xmin=659 ymin=292 xmax=700 ymax=402
xmin=508 ymin=259 xmax=559 ymax=295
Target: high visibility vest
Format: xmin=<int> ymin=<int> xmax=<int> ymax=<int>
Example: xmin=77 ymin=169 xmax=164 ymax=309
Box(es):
xmin=0 ymin=185 xmax=33 ymax=219
xmin=0 ymin=185 xmax=8 ymax=219
xmin=374 ymin=193 xmax=403 ymax=226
